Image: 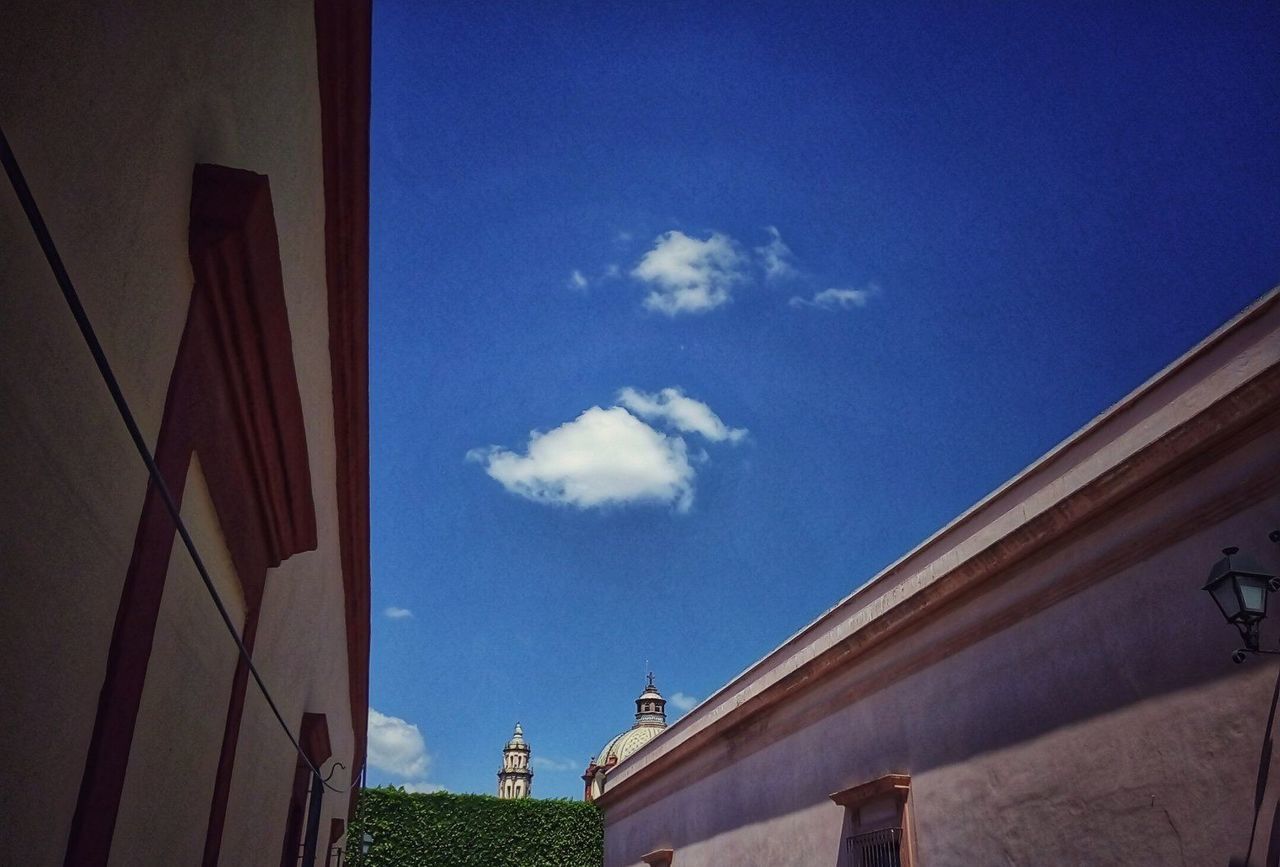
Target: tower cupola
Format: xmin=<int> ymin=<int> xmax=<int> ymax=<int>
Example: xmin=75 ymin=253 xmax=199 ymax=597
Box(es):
xmin=634 ymin=671 xmax=667 ymax=726
xmin=497 ymin=722 xmax=533 ymax=799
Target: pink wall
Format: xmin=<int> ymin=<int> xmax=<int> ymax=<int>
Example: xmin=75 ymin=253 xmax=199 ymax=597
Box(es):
xmin=600 ymin=291 xmax=1280 ymax=866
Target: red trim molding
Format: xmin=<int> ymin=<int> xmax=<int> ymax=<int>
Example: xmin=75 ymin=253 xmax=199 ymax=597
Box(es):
xmin=64 ymin=164 xmax=317 ymax=867
xmin=314 ymin=0 xmax=372 ymax=820
xmin=278 ymin=713 xmax=333 ymax=867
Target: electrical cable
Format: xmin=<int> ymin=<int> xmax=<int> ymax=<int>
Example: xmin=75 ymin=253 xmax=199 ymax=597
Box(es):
xmin=0 ymin=123 xmax=350 ymax=794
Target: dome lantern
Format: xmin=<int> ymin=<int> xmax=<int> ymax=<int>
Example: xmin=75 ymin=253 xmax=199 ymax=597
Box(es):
xmin=634 ymin=671 xmax=667 ymax=726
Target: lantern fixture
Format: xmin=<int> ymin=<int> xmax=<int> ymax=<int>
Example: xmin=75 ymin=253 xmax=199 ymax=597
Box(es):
xmin=1204 ymin=537 xmax=1280 ymax=663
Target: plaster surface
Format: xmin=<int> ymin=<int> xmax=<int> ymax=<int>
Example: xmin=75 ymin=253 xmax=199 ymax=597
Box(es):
xmin=0 ymin=0 xmax=359 ymax=862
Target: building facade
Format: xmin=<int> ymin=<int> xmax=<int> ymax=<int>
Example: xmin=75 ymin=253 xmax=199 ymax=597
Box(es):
xmin=596 ymin=289 xmax=1280 ymax=866
xmin=0 ymin=1 xmax=371 ymax=864
xmin=498 ymin=724 xmax=534 ymax=799
xmin=585 ymin=675 xmax=669 ymax=803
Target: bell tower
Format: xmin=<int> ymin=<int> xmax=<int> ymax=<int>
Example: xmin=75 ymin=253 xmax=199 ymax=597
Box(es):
xmin=497 ymin=722 xmax=533 ymax=799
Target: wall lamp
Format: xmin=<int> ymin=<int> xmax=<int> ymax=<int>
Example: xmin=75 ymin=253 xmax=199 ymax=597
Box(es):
xmin=1204 ymin=531 xmax=1280 ymax=663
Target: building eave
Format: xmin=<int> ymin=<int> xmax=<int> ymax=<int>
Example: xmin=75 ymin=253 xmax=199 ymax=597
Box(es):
xmin=314 ymin=0 xmax=372 ymax=817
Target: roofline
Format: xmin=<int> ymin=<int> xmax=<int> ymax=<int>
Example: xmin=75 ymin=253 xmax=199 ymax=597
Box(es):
xmin=598 ymin=285 xmax=1280 ymax=805
xmin=314 ymin=0 xmax=372 ymax=818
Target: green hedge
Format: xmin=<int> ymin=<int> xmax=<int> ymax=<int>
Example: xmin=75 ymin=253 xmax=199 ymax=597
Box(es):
xmin=347 ymin=787 xmax=602 ymax=867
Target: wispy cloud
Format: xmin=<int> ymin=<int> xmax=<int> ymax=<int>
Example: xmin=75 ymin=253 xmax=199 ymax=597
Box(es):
xmin=531 ymin=756 xmax=580 ymax=773
xmin=384 ymin=606 xmax=413 ymax=620
xmin=755 ymin=226 xmax=798 ymax=282
xmin=669 ymin=692 xmax=698 ymax=712
xmin=568 ymin=269 xmax=589 ymax=292
xmin=467 ymin=389 xmax=745 ymax=513
xmin=623 ymin=226 xmax=871 ymax=314
xmin=632 ymin=230 xmax=746 ymax=316
xmin=789 ymin=285 xmax=879 ymax=311
xmin=368 ymin=709 xmax=431 ymax=779
xmin=616 ymin=387 xmax=747 ymax=443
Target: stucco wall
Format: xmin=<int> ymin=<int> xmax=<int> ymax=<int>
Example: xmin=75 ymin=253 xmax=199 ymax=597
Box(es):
xmin=600 ymin=302 xmax=1280 ymax=865
xmin=605 ymin=444 xmax=1280 ymax=865
xmin=0 ymin=1 xmax=357 ymax=863
xmin=110 ymin=458 xmax=247 ymax=867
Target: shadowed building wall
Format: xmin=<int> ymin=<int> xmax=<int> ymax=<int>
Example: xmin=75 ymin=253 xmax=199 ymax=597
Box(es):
xmin=0 ymin=1 xmax=370 ymax=864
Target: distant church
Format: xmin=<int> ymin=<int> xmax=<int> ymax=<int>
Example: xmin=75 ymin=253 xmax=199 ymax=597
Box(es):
xmin=583 ymin=674 xmax=668 ymax=802
xmin=497 ymin=723 xmax=532 ymax=799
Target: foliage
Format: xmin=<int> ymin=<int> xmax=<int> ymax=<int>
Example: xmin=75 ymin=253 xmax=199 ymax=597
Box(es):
xmin=347 ymin=787 xmax=603 ymax=867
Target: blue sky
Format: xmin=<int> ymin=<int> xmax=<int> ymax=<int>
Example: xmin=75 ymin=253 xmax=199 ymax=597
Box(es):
xmin=365 ymin=1 xmax=1280 ymax=797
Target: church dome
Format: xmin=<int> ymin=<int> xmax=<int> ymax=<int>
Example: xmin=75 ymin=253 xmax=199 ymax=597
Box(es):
xmin=596 ymin=724 xmax=663 ymax=767
xmin=593 ymin=673 xmax=669 ymax=767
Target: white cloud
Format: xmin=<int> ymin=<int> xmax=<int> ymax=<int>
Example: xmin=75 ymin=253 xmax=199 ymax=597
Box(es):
xmin=384 ymin=606 xmax=413 ymax=620
xmin=616 ymin=387 xmax=747 ymax=443
xmin=531 ymin=756 xmax=580 ymax=773
xmin=569 ymin=269 xmax=589 ymax=291
xmin=755 ymin=226 xmax=798 ymax=281
xmin=399 ymin=781 xmax=446 ymax=794
xmin=602 ymin=263 xmax=621 ymax=279
xmin=468 ymin=389 xmax=745 ymax=512
xmin=669 ymin=692 xmax=698 ymax=712
xmin=468 ymin=406 xmax=696 ymax=512
xmin=368 ymin=708 xmax=430 ymax=778
xmin=632 ymin=230 xmax=745 ymax=316
xmin=789 ymin=285 xmax=879 ymax=311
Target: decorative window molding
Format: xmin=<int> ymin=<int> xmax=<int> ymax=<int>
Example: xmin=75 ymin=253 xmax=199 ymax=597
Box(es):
xmin=64 ymin=163 xmax=318 ymax=867
xmin=641 ymin=847 xmax=674 ymax=867
xmin=830 ymin=774 xmax=914 ymax=867
xmin=278 ymin=713 xmax=332 ymax=867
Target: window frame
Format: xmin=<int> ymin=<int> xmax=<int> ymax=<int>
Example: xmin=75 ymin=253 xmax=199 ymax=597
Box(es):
xmin=829 ymin=773 xmax=915 ymax=867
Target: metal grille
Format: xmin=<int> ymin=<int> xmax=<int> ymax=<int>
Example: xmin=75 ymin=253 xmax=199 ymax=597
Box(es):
xmin=846 ymin=827 xmax=902 ymax=867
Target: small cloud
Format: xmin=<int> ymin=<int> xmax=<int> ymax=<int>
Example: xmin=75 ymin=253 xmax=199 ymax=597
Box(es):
xmin=468 ymin=406 xmax=696 ymax=512
xmin=467 ymin=389 xmax=744 ymax=513
xmin=400 ymin=781 xmax=447 ymax=794
xmin=368 ymin=709 xmax=431 ymax=778
xmin=384 ymin=606 xmax=413 ymax=620
xmin=632 ymin=230 xmax=746 ymax=316
xmin=602 ymin=263 xmax=621 ymax=279
xmin=614 ymin=230 xmax=634 ymax=244
xmin=568 ymin=269 xmax=589 ymax=292
xmin=616 ymin=387 xmax=747 ymax=443
xmin=531 ymin=756 xmax=580 ymax=773
xmin=755 ymin=226 xmax=798 ymax=282
xmin=669 ymin=692 xmax=698 ymax=712
xmin=789 ymin=285 xmax=880 ymax=311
